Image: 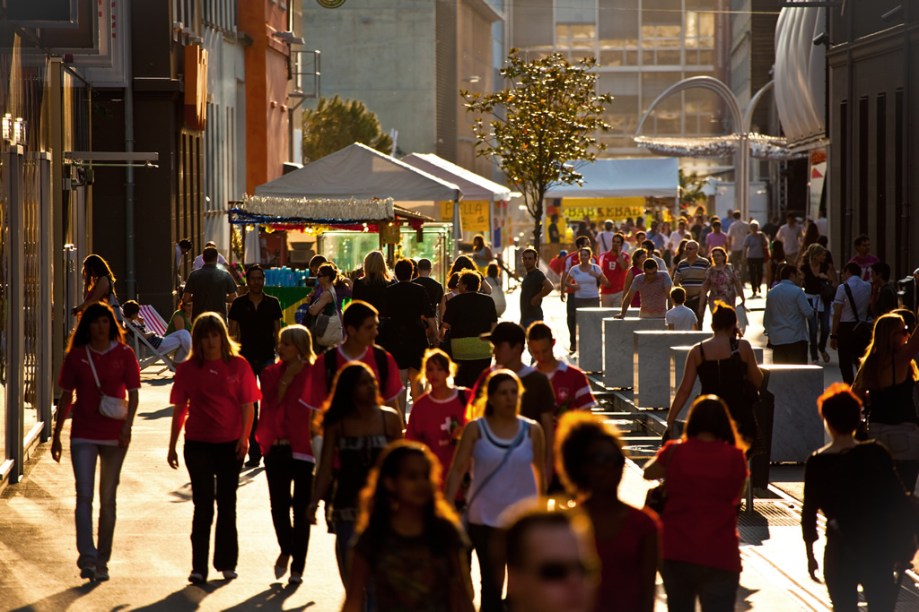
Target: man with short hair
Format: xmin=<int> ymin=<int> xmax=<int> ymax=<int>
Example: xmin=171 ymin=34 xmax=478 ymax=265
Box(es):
xmin=870 ymin=261 xmax=898 ymax=318
xmin=666 ymin=218 xmax=690 ymax=255
xmin=673 ymin=240 xmax=710 ymax=316
xmin=520 ymin=248 xmax=554 ymax=329
xmin=505 ymin=507 xmax=599 ymax=612
xmin=474 ymin=322 xmax=557 ymax=479
xmin=183 ymin=246 xmax=238 ymax=320
xmin=619 ymin=258 xmax=672 ymax=319
xmin=776 ymin=213 xmax=804 ymax=265
xmin=300 ymin=300 xmax=405 ymax=411
xmin=831 ymin=262 xmax=873 ymax=383
xmin=647 ymin=220 xmax=666 ymax=252
xmin=764 ymin=264 xmax=814 ymax=364
xmin=598 ymin=233 xmax=631 ymax=308
xmin=848 ymin=234 xmax=880 ymax=281
xmin=704 ymin=219 xmax=728 ymax=255
xmin=228 ymin=264 xmax=283 ymax=467
xmin=527 ymin=322 xmax=596 ymax=414
xmin=412 ymin=258 xmax=444 ymax=318
xmin=595 ymin=220 xmax=616 ymax=255
xmin=726 ymin=211 xmax=750 ymax=277
xmin=192 ymin=240 xmax=229 ymax=271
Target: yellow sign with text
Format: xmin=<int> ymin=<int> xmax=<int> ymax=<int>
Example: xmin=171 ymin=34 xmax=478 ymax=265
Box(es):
xmin=439 ymin=200 xmax=490 ymax=233
xmin=560 ymin=197 xmax=646 ymax=222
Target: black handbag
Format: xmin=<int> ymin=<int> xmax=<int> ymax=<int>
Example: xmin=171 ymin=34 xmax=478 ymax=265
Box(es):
xmin=819 ymin=278 xmax=836 ymax=305
xmin=644 ymin=443 xmax=678 ymax=515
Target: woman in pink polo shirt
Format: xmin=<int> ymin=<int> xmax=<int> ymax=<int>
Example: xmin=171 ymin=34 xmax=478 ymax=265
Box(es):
xmin=254 ymin=324 xmax=316 ymax=585
xmin=52 ymin=303 xmax=141 ymax=583
xmin=167 ymin=313 xmax=260 ymax=584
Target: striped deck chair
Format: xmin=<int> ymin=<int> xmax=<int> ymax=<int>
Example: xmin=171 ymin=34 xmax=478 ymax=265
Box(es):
xmin=125 ymin=305 xmax=176 ymax=374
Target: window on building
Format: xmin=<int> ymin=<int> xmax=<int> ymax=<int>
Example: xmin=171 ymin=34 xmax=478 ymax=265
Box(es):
xmin=599 ymin=0 xmax=638 ymax=66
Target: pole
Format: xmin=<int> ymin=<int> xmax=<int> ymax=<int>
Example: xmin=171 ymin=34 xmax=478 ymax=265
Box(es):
xmin=124 ymin=0 xmax=136 ymax=298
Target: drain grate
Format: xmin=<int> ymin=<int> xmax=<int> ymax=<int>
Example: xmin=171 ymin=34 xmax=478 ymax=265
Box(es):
xmin=738 ymin=501 xmax=801 ymax=527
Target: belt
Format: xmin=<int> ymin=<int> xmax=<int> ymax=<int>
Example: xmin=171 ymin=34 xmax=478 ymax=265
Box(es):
xmin=273 ymin=439 xmax=290 ymax=446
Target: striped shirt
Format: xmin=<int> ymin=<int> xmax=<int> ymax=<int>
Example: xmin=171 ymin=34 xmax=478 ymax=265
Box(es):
xmin=674 ymin=257 xmax=711 ymax=297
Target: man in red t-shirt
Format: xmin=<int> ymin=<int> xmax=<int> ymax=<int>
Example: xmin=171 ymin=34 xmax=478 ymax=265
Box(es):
xmin=548 ymin=250 xmax=568 ymax=278
xmin=526 ymin=322 xmax=596 ymax=416
xmin=300 ymin=300 xmax=405 ymax=414
xmin=598 ymin=233 xmax=631 ymax=308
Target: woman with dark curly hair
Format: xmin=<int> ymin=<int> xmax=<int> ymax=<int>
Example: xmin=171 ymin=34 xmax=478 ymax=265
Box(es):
xmin=343 ymin=440 xmax=474 ymax=612
xmin=74 ymin=254 xmax=121 ymax=320
xmin=556 ymin=412 xmax=659 ymax=612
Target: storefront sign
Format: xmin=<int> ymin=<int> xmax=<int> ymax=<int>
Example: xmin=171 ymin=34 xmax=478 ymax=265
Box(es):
xmin=560 ymin=197 xmax=646 ymax=222
xmin=439 ymin=200 xmax=490 ymax=233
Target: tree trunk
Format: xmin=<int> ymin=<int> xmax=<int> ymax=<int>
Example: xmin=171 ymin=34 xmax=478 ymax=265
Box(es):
xmin=529 ymin=196 xmax=543 ymax=251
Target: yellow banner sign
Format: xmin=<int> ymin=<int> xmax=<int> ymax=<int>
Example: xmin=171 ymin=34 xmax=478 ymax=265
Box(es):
xmin=561 ymin=197 xmax=646 ymax=222
xmin=440 ymin=200 xmax=490 ymax=233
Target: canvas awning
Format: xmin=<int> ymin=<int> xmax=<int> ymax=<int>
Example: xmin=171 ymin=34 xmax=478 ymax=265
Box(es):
xmin=544 ymin=158 xmax=679 ymax=199
xmin=401 ymin=153 xmax=514 ymax=202
xmin=774 ymin=3 xmax=827 ymax=151
xmin=254 ymin=142 xmax=462 ymax=203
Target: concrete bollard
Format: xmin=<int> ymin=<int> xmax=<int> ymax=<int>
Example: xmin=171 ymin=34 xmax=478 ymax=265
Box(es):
xmin=633 ymin=331 xmax=710 ymax=408
xmin=760 ymin=364 xmax=824 ymax=462
xmin=576 ymin=308 xmax=618 ymax=372
xmin=602 ymin=317 xmax=665 ymax=388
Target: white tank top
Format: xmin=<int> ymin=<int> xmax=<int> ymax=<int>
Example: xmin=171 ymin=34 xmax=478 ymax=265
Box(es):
xmin=467 ymin=417 xmax=538 ymax=527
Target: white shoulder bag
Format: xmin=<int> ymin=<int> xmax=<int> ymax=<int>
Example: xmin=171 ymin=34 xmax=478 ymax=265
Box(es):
xmin=85 ymin=346 xmax=129 ymax=420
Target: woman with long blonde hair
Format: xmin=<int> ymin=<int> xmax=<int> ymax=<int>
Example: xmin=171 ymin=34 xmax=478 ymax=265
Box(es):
xmin=800 ymin=243 xmax=836 ymax=364
xmin=853 ymin=312 xmax=919 ymax=490
xmin=352 ymin=250 xmax=393 ymax=311
xmin=167 ymin=313 xmax=261 ymax=584
xmin=254 ymin=325 xmax=316 ymax=584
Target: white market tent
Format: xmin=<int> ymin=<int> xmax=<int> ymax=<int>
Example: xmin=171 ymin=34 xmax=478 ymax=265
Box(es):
xmin=401 ymin=153 xmax=513 ymax=202
xmin=254 ymin=142 xmax=462 ymax=204
xmin=544 ymin=157 xmax=680 ymax=199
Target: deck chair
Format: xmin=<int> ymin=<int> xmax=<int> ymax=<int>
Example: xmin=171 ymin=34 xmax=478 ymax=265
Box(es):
xmin=124 ymin=305 xmax=177 ymax=374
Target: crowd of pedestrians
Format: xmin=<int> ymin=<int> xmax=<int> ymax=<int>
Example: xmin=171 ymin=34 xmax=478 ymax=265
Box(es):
xmin=47 ymin=216 xmax=919 ymax=612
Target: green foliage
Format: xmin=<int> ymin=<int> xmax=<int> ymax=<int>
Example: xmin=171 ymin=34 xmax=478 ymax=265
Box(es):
xmin=679 ymin=169 xmax=707 ymax=210
xmin=463 ymin=49 xmax=612 ymax=247
xmin=301 ymin=95 xmax=393 ymax=162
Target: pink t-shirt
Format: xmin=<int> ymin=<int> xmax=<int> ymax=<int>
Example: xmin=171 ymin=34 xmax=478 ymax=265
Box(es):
xmin=58 ymin=342 xmax=141 ymax=441
xmin=656 ymin=439 xmax=747 ymax=573
xmin=300 ymin=345 xmax=404 ymax=410
xmin=170 ymin=356 xmax=261 ymax=443
xmin=705 ymin=232 xmax=728 ymax=251
xmin=255 ymin=361 xmax=315 ymax=461
xmin=405 ymin=388 xmax=468 ymax=476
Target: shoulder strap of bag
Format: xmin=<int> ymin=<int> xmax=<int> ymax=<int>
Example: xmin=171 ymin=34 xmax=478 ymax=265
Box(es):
xmin=466 ymin=419 xmax=529 ymax=509
xmin=843 ymin=282 xmax=862 ymax=323
xmin=373 ymin=346 xmax=390 ymax=387
xmin=84 ymin=346 xmax=102 ymax=390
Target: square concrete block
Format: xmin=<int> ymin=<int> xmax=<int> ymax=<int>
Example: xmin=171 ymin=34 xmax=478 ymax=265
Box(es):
xmin=633 ymin=331 xmax=710 ymax=408
xmin=761 ymin=364 xmax=825 ymax=462
xmin=577 ymin=308 xmax=618 ymax=372
xmin=602 ymin=318 xmax=665 ymax=388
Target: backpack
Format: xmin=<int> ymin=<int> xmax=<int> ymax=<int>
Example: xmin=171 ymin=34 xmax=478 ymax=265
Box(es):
xmin=324 ymin=344 xmax=390 ymax=391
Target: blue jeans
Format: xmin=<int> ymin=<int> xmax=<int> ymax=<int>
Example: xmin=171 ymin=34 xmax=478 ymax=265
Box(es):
xmin=807 ymin=300 xmax=830 ymax=360
xmin=71 ymin=442 xmax=128 ymax=571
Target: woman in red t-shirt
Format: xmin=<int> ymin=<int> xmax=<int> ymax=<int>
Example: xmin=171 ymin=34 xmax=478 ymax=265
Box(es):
xmin=254 ymin=324 xmax=316 ymax=585
xmin=52 ymin=303 xmax=141 ymax=582
xmin=644 ymin=395 xmax=748 ymax=611
xmin=167 ymin=313 xmax=261 ymax=584
xmin=556 ymin=412 xmax=660 ymax=612
xmin=405 ymin=349 xmax=468 ymax=480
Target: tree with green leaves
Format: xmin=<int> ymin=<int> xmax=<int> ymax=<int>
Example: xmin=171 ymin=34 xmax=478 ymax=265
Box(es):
xmin=463 ymin=49 xmax=612 ymax=248
xmin=678 ymin=169 xmax=707 ymax=214
xmin=301 ymin=95 xmax=393 ymax=162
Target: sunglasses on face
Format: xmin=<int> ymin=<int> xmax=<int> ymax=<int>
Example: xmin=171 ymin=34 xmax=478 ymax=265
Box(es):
xmin=531 ymin=560 xmax=592 ymax=582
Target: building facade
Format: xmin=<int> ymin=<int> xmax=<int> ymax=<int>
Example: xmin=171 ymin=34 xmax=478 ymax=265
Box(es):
xmin=827 ymin=2 xmax=918 ymax=276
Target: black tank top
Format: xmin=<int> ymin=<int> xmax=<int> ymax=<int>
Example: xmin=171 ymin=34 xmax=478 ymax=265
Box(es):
xmin=332 ymin=409 xmax=389 ymax=522
xmin=697 ymin=341 xmax=756 ymax=437
xmin=869 ymin=376 xmax=918 ymax=425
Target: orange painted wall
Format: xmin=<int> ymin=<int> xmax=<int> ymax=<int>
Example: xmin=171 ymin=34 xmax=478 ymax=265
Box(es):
xmin=239 ymin=0 xmax=291 ymax=194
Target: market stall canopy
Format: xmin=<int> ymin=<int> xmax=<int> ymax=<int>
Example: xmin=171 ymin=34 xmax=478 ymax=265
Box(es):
xmin=254 ymin=142 xmax=462 ymax=203
xmin=401 ymin=153 xmax=514 ymax=202
xmin=229 ymin=196 xmax=434 ymax=227
xmin=544 ymin=158 xmax=679 ymax=199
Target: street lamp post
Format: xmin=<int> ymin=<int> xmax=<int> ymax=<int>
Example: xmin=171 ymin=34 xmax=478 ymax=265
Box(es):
xmin=635 ymin=76 xmax=775 ymax=220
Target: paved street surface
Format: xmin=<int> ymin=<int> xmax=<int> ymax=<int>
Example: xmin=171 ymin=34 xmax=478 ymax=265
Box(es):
xmin=1 ymin=281 xmax=918 ymax=610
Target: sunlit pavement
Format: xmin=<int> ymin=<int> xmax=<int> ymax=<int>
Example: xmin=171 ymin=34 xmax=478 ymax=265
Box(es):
xmin=0 ymin=282 xmax=916 ymax=610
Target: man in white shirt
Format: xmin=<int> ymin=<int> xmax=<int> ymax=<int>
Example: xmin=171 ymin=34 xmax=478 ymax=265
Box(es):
xmin=830 ymin=262 xmax=873 ymax=384
xmin=776 ymin=213 xmax=804 ymax=265
xmin=192 ymin=241 xmax=229 ymax=271
xmin=666 ymin=218 xmax=690 ymax=255
xmin=725 ymin=211 xmax=750 ymax=278
xmin=595 ymin=220 xmax=616 ymax=255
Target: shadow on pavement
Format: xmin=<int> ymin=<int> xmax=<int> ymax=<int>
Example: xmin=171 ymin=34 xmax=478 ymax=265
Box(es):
xmin=11 ymin=581 xmax=101 ymax=611
xmin=140 ymin=406 xmax=175 ymax=420
xmin=222 ymin=582 xmax=315 ymax=611
xmin=736 ymin=584 xmax=758 ymax=611
xmin=131 ymin=581 xmax=229 ymax=611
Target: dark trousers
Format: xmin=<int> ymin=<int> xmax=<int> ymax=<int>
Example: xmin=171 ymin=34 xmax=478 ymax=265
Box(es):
xmin=247 ymin=359 xmax=275 ymax=464
xmin=837 ymin=322 xmax=863 ymax=384
xmin=660 ymin=560 xmax=739 ymax=612
xmin=772 ymin=340 xmax=809 ymax=364
xmin=264 ymin=446 xmax=314 ymax=574
xmin=824 ymin=537 xmax=898 ymax=612
xmin=467 ymin=522 xmax=506 ymax=612
xmin=747 ymin=258 xmax=764 ymax=294
xmin=566 ymin=295 xmax=577 ymax=349
xmin=184 ymin=440 xmax=242 ymax=577
xmin=455 ymin=358 xmax=492 ymax=388
xmin=808 ymin=305 xmax=831 ymax=360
